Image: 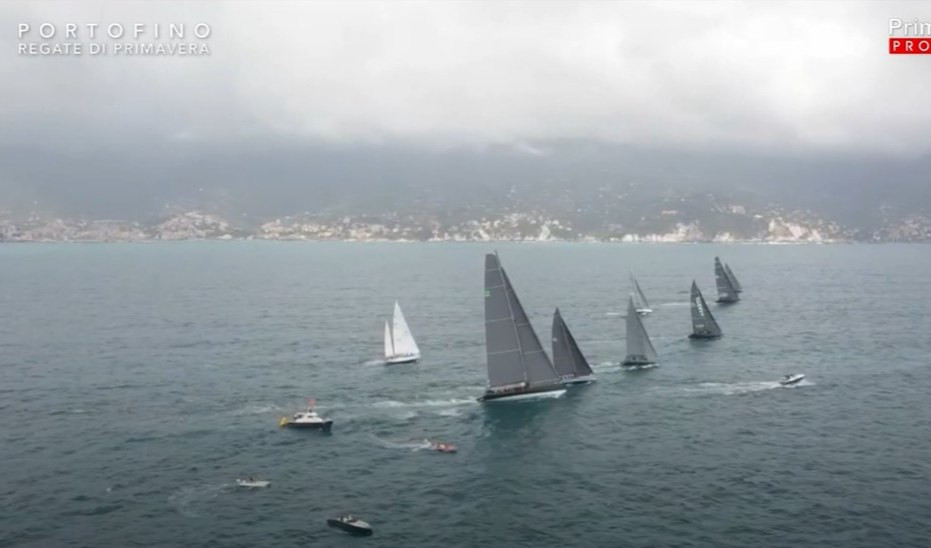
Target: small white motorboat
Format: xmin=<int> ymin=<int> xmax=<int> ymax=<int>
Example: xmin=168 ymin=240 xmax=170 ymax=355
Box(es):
xmin=779 ymin=373 xmax=806 ymax=386
xmin=236 ymin=478 xmax=270 ymax=488
xmin=327 ymin=515 xmax=373 ymax=536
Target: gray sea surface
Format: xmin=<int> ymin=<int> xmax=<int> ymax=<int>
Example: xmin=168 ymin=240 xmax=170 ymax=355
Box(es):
xmin=2 ymin=242 xmax=930 ymax=547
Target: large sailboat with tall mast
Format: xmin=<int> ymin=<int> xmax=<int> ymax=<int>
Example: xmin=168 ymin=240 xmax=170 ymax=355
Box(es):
xmin=479 ymin=253 xmax=566 ymax=402
xmin=714 ymin=257 xmax=740 ymax=303
xmin=551 ymin=308 xmax=596 ymax=385
xmin=622 ymin=296 xmax=658 ymax=366
xmin=688 ymin=281 xmax=722 ymax=339
xmin=629 ymin=272 xmax=652 ymax=315
xmin=384 ymin=301 xmax=421 ymax=364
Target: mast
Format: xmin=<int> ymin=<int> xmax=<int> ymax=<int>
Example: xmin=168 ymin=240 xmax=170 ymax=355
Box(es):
xmin=484 ymin=253 xmax=560 ymax=390
xmin=714 ymin=257 xmax=739 ymax=303
xmin=690 ymin=281 xmax=722 ymax=338
xmin=384 ymin=321 xmax=394 ymax=358
xmin=623 ymin=296 xmax=658 ymax=365
xmin=724 ymin=263 xmax=743 ymax=293
xmin=552 ymin=308 xmax=594 ymax=379
xmin=391 ymin=301 xmax=420 ymax=356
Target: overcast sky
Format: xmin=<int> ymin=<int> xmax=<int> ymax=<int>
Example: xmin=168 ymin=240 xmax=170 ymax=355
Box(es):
xmin=2 ymin=0 xmax=930 ymax=158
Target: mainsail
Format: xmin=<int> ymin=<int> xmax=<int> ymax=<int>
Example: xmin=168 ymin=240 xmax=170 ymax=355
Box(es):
xmin=390 ymin=301 xmax=420 ymax=356
xmin=623 ymin=296 xmax=658 ymax=365
xmin=551 ymin=308 xmax=595 ymax=379
xmin=724 ymin=263 xmax=743 ymax=293
xmin=630 ymin=272 xmax=651 ymax=313
xmin=484 ymin=253 xmax=561 ymax=391
xmin=689 ymin=281 xmax=722 ymax=338
xmin=714 ymin=257 xmax=739 ymax=303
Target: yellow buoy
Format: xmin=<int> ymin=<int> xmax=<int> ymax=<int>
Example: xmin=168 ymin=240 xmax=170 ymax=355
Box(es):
xmin=278 ymin=417 xmax=288 ymax=427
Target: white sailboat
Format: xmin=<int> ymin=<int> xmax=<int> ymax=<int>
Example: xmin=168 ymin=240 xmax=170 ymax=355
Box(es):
xmin=384 ymin=301 xmax=421 ymax=364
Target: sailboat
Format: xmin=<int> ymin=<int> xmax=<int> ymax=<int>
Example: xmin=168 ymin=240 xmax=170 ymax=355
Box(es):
xmin=622 ymin=296 xmax=658 ymax=366
xmin=384 ymin=301 xmax=421 ymax=364
xmin=479 ymin=253 xmax=566 ymax=402
xmin=630 ymin=272 xmax=652 ymax=315
xmin=714 ymin=257 xmax=740 ymax=303
xmin=724 ymin=262 xmax=743 ymax=293
xmin=688 ymin=281 xmax=723 ymax=339
xmin=551 ymin=308 xmax=596 ymax=385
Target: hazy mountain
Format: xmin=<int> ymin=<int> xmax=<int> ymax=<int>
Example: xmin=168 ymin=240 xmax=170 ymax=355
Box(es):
xmin=2 ymin=140 xmax=929 ymax=241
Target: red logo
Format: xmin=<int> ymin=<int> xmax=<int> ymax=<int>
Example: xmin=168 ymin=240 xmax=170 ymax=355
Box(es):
xmin=889 ymin=38 xmax=931 ymax=54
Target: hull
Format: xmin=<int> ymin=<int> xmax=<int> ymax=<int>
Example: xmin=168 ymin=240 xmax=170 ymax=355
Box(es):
xmin=282 ymin=420 xmax=333 ymax=431
xmin=562 ymin=374 xmax=596 ymax=385
xmin=236 ymin=480 xmax=270 ymax=488
xmin=636 ymin=308 xmax=652 ymax=315
xmin=689 ymin=332 xmax=722 ymax=340
xmin=385 ymin=354 xmax=419 ymax=365
xmin=716 ymin=298 xmax=739 ymax=304
xmin=780 ymin=375 xmax=805 ymax=386
xmin=478 ymin=384 xmax=566 ymax=402
xmin=621 ymin=358 xmax=656 ymax=367
xmin=327 ymin=519 xmax=373 ymax=536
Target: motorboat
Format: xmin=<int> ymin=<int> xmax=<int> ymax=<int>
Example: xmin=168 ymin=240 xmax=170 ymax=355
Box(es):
xmin=327 ymin=515 xmax=373 ymax=536
xmin=279 ymin=403 xmax=333 ymax=431
xmin=427 ymin=440 xmax=458 ymax=453
xmin=236 ymin=478 xmax=270 ymax=488
xmin=779 ymin=373 xmax=806 ymax=386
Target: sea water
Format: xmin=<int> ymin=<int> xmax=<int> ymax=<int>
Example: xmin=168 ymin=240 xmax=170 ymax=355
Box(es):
xmin=1 ymin=242 xmax=930 ymax=547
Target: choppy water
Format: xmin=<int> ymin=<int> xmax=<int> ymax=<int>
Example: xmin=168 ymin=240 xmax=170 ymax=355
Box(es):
xmin=2 ymin=242 xmax=931 ymax=547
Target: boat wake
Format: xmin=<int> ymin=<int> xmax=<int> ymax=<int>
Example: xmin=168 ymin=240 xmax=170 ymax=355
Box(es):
xmin=655 ymin=381 xmax=785 ymax=397
xmin=232 ymin=404 xmax=283 ymax=416
xmin=370 ymin=398 xmax=476 ymax=409
xmin=371 ymin=435 xmax=433 ymax=451
xmin=592 ymin=361 xmax=622 ymax=371
xmin=362 ymin=359 xmax=387 ymax=366
xmin=167 ymin=483 xmax=228 ymax=518
xmin=658 ymin=301 xmax=690 ymax=308
xmin=622 ymin=363 xmax=658 ymax=371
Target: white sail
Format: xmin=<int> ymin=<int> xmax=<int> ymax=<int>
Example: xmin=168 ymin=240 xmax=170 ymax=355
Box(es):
xmin=390 ymin=301 xmax=420 ymax=357
xmin=383 ymin=321 xmax=394 ymax=359
xmin=630 ymin=272 xmax=651 ymax=313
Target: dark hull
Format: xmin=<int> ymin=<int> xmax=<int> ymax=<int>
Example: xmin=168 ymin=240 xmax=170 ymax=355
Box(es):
xmin=716 ymin=298 xmax=739 ymax=304
xmin=284 ymin=420 xmax=333 ymax=431
xmin=621 ymin=359 xmax=656 ymax=367
xmin=478 ymin=383 xmax=564 ymax=402
xmin=385 ymin=357 xmax=418 ymax=365
xmin=327 ymin=519 xmax=373 ymax=536
xmin=689 ymin=333 xmax=722 ymax=340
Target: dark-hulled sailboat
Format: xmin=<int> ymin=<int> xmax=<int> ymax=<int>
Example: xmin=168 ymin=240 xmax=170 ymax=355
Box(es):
xmin=688 ymin=280 xmax=722 ymax=339
xmin=551 ymin=308 xmax=596 ymax=385
xmin=479 ymin=253 xmax=566 ymax=402
xmin=622 ymin=296 xmax=658 ymax=366
xmin=714 ymin=257 xmax=740 ymax=304
xmin=724 ymin=262 xmax=743 ymax=293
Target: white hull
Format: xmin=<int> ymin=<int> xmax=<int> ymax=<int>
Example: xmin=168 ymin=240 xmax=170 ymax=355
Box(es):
xmin=636 ymin=308 xmax=652 ymax=315
xmin=482 ymin=389 xmax=566 ymax=402
xmin=385 ymin=353 xmax=420 ymax=365
xmin=563 ymin=374 xmax=596 ymax=385
xmin=779 ymin=374 xmax=806 ymax=386
xmin=236 ymin=479 xmax=270 ymax=488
